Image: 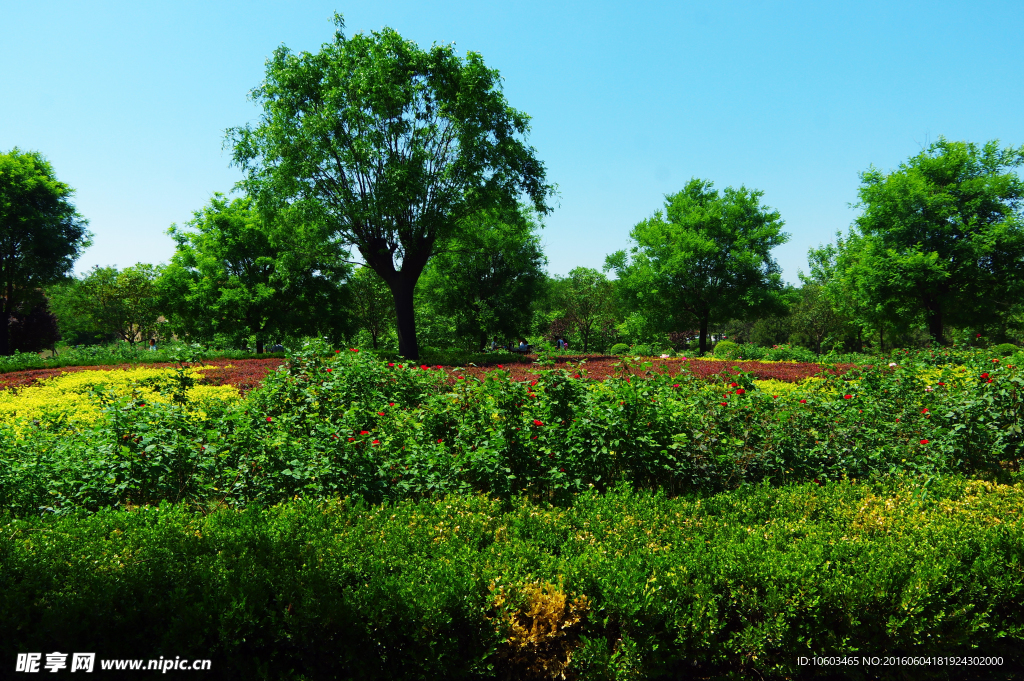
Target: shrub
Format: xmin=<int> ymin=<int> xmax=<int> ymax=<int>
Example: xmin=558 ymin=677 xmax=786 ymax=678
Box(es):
xmin=991 ymin=342 xmax=1018 ymax=357
xmin=763 ymin=344 xmax=817 ymax=362
xmin=1 ymin=480 xmax=1022 ymax=680
xmin=712 ymin=339 xmax=739 ymax=358
xmin=610 ymin=343 xmax=630 ymax=355
xmin=630 ymin=344 xmax=652 ymax=357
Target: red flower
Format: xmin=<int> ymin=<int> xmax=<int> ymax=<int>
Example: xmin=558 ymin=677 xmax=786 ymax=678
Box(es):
xmin=387 ymin=363 xmax=395 ymax=367
xmin=720 ymin=402 xmax=728 ymax=406
xmin=921 ymin=407 xmax=928 ymax=413
xmin=360 ymin=430 xmax=369 ymax=435
xmin=437 ymin=439 xmax=443 ymax=444
xmin=735 ymin=388 xmax=745 ymax=395
xmin=672 ymin=384 xmax=680 ymax=388
xmin=843 ymin=394 xmax=852 ymax=400
xmin=533 ymin=419 xmax=544 ymax=426
xmin=347 ymin=437 xmax=355 ymax=442
xmin=398 ymin=364 xmax=403 ymax=369
xmin=497 ymin=364 xmax=503 ymax=369
xmin=559 ymin=468 xmax=565 ymax=472
xmin=139 ymin=402 xmax=145 ymax=407
xmin=335 ymin=349 xmax=340 ymax=353
xmin=372 ymin=439 xmax=379 ymax=445
xmin=265 ymin=417 xmax=273 ymax=422
xmin=350 ymin=348 xmax=358 ymax=352
xmin=331 ymin=434 xmax=338 ymax=440
xmin=530 ymin=380 xmax=538 ymax=386
xmin=730 ymin=382 xmax=738 ymax=388
xmin=937 ymin=382 xmax=945 ymax=386
xmin=799 ymin=399 xmax=807 ymax=404
xmin=772 ymin=395 xmax=778 ymax=399
xmin=389 ymin=402 xmax=395 ymax=406
xmin=420 ymin=365 xmax=428 ymax=370
xmin=326 ymin=368 xmax=332 ymax=372
xmin=976 ymin=333 xmax=982 ymax=338
xmin=378 ymin=411 xmax=385 ymax=416
xmin=981 ymin=372 xmax=990 ymax=379
xmin=574 ymin=374 xmax=581 ymax=378
xmin=920 ymin=439 xmax=929 ymax=444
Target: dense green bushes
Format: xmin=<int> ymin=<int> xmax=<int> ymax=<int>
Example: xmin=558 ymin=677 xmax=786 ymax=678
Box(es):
xmin=0 ymin=341 xmax=284 ymax=374
xmin=3 ymin=345 xmax=1022 ymax=516
xmin=2 ymin=478 xmax=1021 ymax=680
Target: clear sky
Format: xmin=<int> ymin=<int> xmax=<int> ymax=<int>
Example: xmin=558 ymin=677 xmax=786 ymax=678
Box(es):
xmin=3 ymin=0 xmax=1022 ymax=284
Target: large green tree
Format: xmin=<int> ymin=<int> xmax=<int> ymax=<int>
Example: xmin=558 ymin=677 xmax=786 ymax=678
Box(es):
xmin=228 ymin=14 xmax=551 ymax=360
xmin=0 ymin=148 xmax=90 ymax=355
xmin=606 ymin=178 xmax=788 ymax=355
xmin=160 ymin=194 xmax=350 ymax=352
xmin=417 ymin=207 xmax=546 ymax=351
xmin=852 ymin=138 xmax=1024 ymax=343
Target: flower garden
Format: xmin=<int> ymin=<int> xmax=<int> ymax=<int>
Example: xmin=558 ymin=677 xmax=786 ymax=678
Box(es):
xmin=2 ymin=345 xmax=1022 ymax=679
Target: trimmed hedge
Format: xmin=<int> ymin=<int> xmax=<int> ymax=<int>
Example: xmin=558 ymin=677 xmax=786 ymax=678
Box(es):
xmin=1 ymin=478 xmax=1022 ymax=680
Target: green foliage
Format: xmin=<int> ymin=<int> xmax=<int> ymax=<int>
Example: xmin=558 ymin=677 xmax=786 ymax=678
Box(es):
xmin=850 ymin=138 xmax=1024 ymax=343
xmin=2 ymin=480 xmax=1022 ymax=679
xmin=549 ymin=268 xmax=617 ymax=353
xmin=610 ymin=344 xmax=630 ymax=355
xmin=0 ymin=340 xmax=283 ymax=375
xmin=161 ymin=193 xmax=350 ymax=352
xmin=629 ymin=344 xmax=652 ymax=357
xmin=991 ymin=342 xmax=1017 ymax=357
xmin=51 ymin=263 xmax=164 ymax=346
xmin=228 ymin=14 xmax=551 ymax=360
xmin=4 ymin=346 xmax=1023 ymax=516
xmin=607 ymin=178 xmax=789 ymax=356
xmin=762 ymin=344 xmax=818 ymax=363
xmin=417 ymin=207 xmax=547 ymax=351
xmin=0 ymin=148 xmax=91 ymax=356
xmin=711 ymin=339 xmax=739 ymax=358
xmin=348 ymin=266 xmax=396 ymax=350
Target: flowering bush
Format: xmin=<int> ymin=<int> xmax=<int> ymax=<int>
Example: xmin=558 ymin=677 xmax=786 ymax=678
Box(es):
xmin=0 ymin=345 xmax=1020 ymax=516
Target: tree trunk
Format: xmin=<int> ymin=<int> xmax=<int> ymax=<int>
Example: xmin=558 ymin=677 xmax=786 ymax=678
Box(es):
xmin=926 ymin=307 xmax=944 ymax=345
xmin=255 ymin=339 xmax=265 ymax=354
xmin=393 ymin=279 xmax=419 ymax=360
xmin=698 ymin=314 xmax=709 ymax=356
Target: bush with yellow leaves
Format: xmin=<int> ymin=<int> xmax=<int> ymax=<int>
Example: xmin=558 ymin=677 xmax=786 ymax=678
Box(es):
xmin=490 ymin=580 xmax=591 ymax=681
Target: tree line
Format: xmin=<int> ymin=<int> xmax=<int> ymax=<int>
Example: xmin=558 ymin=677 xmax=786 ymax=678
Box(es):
xmin=3 ymin=14 xmax=1023 ymax=358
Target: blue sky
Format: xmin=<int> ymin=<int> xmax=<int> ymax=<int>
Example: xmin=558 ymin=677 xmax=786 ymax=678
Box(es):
xmin=3 ymin=0 xmax=1022 ymax=284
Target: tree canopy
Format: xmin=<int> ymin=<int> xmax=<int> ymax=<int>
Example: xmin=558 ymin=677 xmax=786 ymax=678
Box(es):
xmin=228 ymin=14 xmax=551 ymax=360
xmin=0 ymin=148 xmax=90 ymax=355
xmin=160 ymin=193 xmax=350 ymax=352
xmin=417 ymin=207 xmax=546 ymax=350
xmin=606 ymin=178 xmax=788 ymax=354
xmin=851 ymin=138 xmax=1024 ymax=343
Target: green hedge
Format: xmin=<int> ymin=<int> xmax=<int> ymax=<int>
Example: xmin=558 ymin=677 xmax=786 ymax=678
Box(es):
xmin=2 ymin=478 xmax=1021 ymax=680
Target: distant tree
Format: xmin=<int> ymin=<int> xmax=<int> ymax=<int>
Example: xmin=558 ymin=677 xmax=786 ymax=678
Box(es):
xmin=607 ymin=178 xmax=788 ymax=355
xmin=0 ymin=148 xmax=91 ymax=355
xmin=228 ymin=14 xmax=551 ymax=359
xmin=417 ymin=207 xmax=546 ymax=350
xmin=56 ymin=264 xmax=164 ymax=345
xmin=348 ymin=266 xmax=395 ymax=350
xmin=160 ymin=193 xmax=350 ymax=353
xmin=551 ymin=268 xmax=616 ymax=352
xmin=852 ymin=138 xmax=1024 ymax=344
